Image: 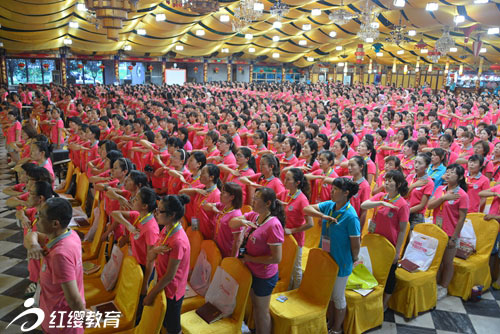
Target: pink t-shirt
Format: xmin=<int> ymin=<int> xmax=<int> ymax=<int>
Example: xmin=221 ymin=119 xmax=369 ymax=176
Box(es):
xmin=488 ymin=184 xmax=500 ymax=215
xmin=128 ymin=211 xmax=160 ymax=266
xmin=7 ymin=121 xmax=21 ymax=144
xmin=349 ymin=178 xmax=371 ymax=219
xmin=40 ymin=230 xmax=85 ymax=334
xmin=226 ymin=167 xmax=255 ymax=205
xmin=432 ymin=186 xmax=469 ymax=237
xmin=370 ymin=192 xmax=410 ymax=246
xmin=243 ymin=212 xmax=284 ymax=279
xmin=193 ymin=186 xmax=221 ymax=239
xmin=278 ymin=190 xmax=309 ymax=247
xmin=406 ymin=174 xmax=435 ymax=214
xmin=213 ymin=203 xmax=243 ymax=258
xmin=466 ymin=173 xmax=490 ymax=213
xmin=258 ymin=175 xmax=286 ymax=197
xmin=155 ymin=226 xmax=190 ymax=300
xmin=50 ymin=119 xmax=64 ymax=145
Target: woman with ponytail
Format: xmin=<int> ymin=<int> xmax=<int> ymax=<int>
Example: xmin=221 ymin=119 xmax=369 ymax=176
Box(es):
xmin=229 ymin=187 xmax=285 ymax=334
xmin=280 ymin=136 xmax=301 ymax=169
xmin=361 ymin=170 xmax=410 ymax=310
xmin=356 ymin=139 xmax=377 ymax=185
xmin=306 ymin=151 xmax=338 ymax=204
xmin=278 ymin=168 xmax=313 ymax=288
xmin=347 ymin=156 xmax=371 ymax=228
xmin=31 ymin=140 xmax=55 ymax=181
xmin=304 ymin=177 xmax=361 ymax=334
xmin=332 ymin=139 xmax=349 ymax=177
xmin=223 ymin=147 xmax=256 ymax=205
xmin=142 ymin=194 xmax=191 ymax=334
xmin=427 ymin=164 xmax=469 ymax=300
xmin=240 ymin=153 xmax=286 ymax=197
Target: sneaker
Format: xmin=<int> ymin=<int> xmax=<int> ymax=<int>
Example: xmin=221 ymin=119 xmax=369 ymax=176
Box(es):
xmin=437 ymin=286 xmax=448 ymax=300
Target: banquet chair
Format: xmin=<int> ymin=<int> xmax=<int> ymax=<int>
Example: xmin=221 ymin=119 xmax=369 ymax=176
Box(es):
xmin=181 ymin=240 xmax=222 ymax=313
xmin=181 ymin=257 xmax=252 ymax=334
xmin=82 ymin=201 xmax=106 ymax=261
xmin=61 ymin=171 xmax=90 ymax=211
xmin=344 ymin=234 xmax=396 ymax=334
xmin=186 ymin=226 xmax=203 ymax=272
xmin=55 ymin=161 xmax=75 ymax=194
xmin=75 ymin=190 xmax=100 ymax=234
xmin=388 ymin=223 xmax=448 ymax=319
xmin=84 ymin=256 xmax=143 ymax=333
xmin=448 ymin=213 xmax=499 ymax=300
xmin=269 ymin=248 xmax=339 ymax=334
xmin=360 ymin=208 xmax=374 ymax=239
xmin=301 ymin=217 xmax=321 ymax=271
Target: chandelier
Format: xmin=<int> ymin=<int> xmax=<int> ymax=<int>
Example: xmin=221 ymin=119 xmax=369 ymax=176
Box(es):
xmin=181 ymin=0 xmax=219 ymax=14
xmin=435 ymin=27 xmax=455 ymax=55
xmin=270 ymin=0 xmax=289 ymax=20
xmin=356 ymin=0 xmax=379 ymax=41
xmin=385 ymin=17 xmax=410 ymax=46
xmin=234 ymin=0 xmax=264 ymax=24
xmin=428 ymin=49 xmax=441 ymax=63
xmin=328 ymin=1 xmax=354 ymax=26
xmin=82 ymin=0 xmax=136 ymax=41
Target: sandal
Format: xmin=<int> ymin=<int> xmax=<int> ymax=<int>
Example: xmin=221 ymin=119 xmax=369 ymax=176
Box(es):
xmin=24 ymin=282 xmax=37 ymax=297
xmin=328 ymin=329 xmax=343 ymax=334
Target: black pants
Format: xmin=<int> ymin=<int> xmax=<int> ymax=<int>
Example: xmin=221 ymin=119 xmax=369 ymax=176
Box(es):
xmin=164 ymin=296 xmax=184 ymax=334
xmin=384 ymin=263 xmax=398 ymax=295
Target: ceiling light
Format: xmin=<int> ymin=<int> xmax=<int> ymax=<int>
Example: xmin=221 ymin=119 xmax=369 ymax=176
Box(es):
xmin=222 ymin=48 xmax=229 ymax=53
xmin=408 ymin=30 xmax=416 ymax=36
xmin=272 ymin=52 xmax=280 ymax=58
xmin=371 ymin=22 xmax=380 ymax=29
xmin=254 ymin=2 xmax=264 ymax=11
xmin=329 ymin=31 xmax=337 ymax=38
xmin=426 ymin=3 xmax=438 ymax=11
xmin=0 ymin=42 xmax=3 ymax=48
xmin=421 ymin=48 xmax=428 ymax=53
xmin=454 ymin=15 xmax=465 ymax=24
xmin=137 ymin=28 xmax=146 ymax=35
xmin=220 ymin=14 xmax=230 ymax=22
xmin=376 ymin=52 xmax=383 ymax=57
xmin=273 ymin=35 xmax=280 ymax=42
xmin=302 ymin=24 xmax=311 ymax=31
xmin=338 ymin=62 xmax=344 ymax=67
xmin=273 ymin=21 xmax=282 ymax=29
xmin=488 ymin=27 xmax=499 ymax=34
xmin=397 ymin=50 xmax=404 ymax=54
xmin=76 ymin=3 xmax=87 ymax=11
xmin=365 ymin=37 xmax=374 ymax=43
xmin=307 ymin=57 xmax=314 ymax=61
xmin=311 ymin=9 xmax=321 ymax=16
xmin=63 ymin=37 xmax=72 ymax=45
xmin=175 ymin=45 xmax=184 ymax=51
xmin=156 ymin=13 xmax=166 ymax=21
xmin=449 ymin=47 xmax=458 ymax=52
xmin=393 ymin=0 xmax=405 ymax=7
xmin=299 ymin=40 xmax=307 ymax=46
xmin=480 ymin=47 xmax=487 ymax=53
xmin=474 ymin=0 xmax=488 ymax=3
xmin=336 ymin=45 xmax=343 ymax=50
xmin=245 ymin=34 xmax=253 ymax=40
xmin=69 ymin=21 xmax=79 ymax=29
xmin=196 ymin=29 xmax=205 ymax=36
xmin=249 ymin=47 xmax=255 ymax=52
xmin=123 ymin=44 xmax=132 ymax=51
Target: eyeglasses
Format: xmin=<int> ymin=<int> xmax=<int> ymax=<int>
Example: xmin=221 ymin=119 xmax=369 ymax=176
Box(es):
xmin=218 ymin=140 xmax=227 ymax=144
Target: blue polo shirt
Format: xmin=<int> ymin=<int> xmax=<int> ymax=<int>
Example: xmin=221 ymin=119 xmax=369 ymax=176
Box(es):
xmin=318 ymin=200 xmax=360 ymax=277
xmin=427 ymin=163 xmax=446 ymax=194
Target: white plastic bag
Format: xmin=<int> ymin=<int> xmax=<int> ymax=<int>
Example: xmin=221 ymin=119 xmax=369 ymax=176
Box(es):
xmin=402 ymin=231 xmax=439 ymax=272
xmin=458 ymin=219 xmax=476 ymax=251
xmin=357 ymin=246 xmax=373 ymax=274
xmin=189 ymin=249 xmax=212 ymax=297
xmin=84 ymin=206 xmax=101 ymax=242
xmin=204 ymin=267 xmax=239 ymax=317
xmin=100 ymin=245 xmax=123 ymax=291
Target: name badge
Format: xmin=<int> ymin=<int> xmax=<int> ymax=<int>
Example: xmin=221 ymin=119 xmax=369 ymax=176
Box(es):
xmin=473 ymin=184 xmax=478 ymax=190
xmin=42 ymin=262 xmax=46 ymax=272
xmin=322 ymin=236 xmax=331 ymax=252
xmin=368 ymin=219 xmax=376 ymax=233
xmin=435 ymin=216 xmax=443 ymax=229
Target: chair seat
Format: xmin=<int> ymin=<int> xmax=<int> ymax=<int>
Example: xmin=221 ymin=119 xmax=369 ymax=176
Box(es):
xmin=394 ymin=268 xmax=437 ymax=286
xmin=448 ymin=255 xmax=492 ymax=300
xmin=269 ymin=290 xmax=325 ymax=325
xmin=181 ymin=310 xmax=241 ymax=334
xmin=181 ymin=295 xmax=205 ymax=314
xmin=82 ymin=242 xmax=98 ymax=261
xmin=84 ymin=277 xmax=116 ymax=306
xmin=344 ymin=286 xmax=384 ymax=334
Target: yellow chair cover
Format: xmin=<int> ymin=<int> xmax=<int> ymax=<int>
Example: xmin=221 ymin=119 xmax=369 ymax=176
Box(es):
xmin=181 ymin=258 xmax=252 ymax=334
xmin=82 ymin=201 xmax=106 ymax=261
xmin=269 ymin=248 xmax=339 ymax=334
xmin=360 ymin=209 xmax=374 ymax=239
xmin=85 ymin=256 xmax=143 ymax=333
xmin=245 ymin=235 xmax=298 ymax=329
xmin=388 ymin=223 xmax=448 ymax=319
xmin=301 ymin=217 xmax=321 ymax=272
xmin=75 ymin=190 xmax=100 ymax=234
xmin=186 ymin=227 xmax=203 ymax=272
xmin=55 ymin=161 xmax=75 ymax=194
xmin=76 ymin=173 xmax=90 ymax=211
xmin=449 ymin=213 xmax=499 ymax=300
xmin=344 ymin=234 xmax=396 ymax=334
xmin=181 ymin=240 xmax=222 ymax=314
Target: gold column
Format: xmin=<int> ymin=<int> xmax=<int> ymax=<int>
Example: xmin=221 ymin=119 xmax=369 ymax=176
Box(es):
xmin=114 ymin=59 xmax=119 ymax=83
xmin=0 ymin=54 xmax=7 ymax=85
xmin=227 ymin=63 xmax=232 ymax=81
xmin=203 ymin=62 xmax=208 ymax=82
xmin=61 ymin=57 xmax=67 ymax=86
xmin=249 ymin=64 xmax=253 ymax=83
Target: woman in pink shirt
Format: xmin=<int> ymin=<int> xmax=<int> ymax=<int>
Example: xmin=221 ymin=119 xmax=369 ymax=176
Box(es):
xmin=203 ymin=182 xmax=244 ymax=257
xmin=279 ymin=137 xmax=300 ymax=170
xmin=348 ymin=156 xmax=371 ymax=230
xmin=49 ymin=108 xmax=65 ymax=149
xmin=142 ymin=194 xmax=191 ymax=334
xmin=31 ymin=140 xmax=55 ymax=182
xmin=406 ymin=153 xmax=434 ymax=227
xmin=465 ymin=155 xmax=490 ymax=213
xmin=357 ymin=140 xmax=377 ymax=185
xmin=5 ymin=110 xmax=22 ymax=163
xmin=223 ymin=147 xmax=257 ymax=205
xmin=428 ymin=164 xmax=469 ymax=300
xmin=361 ymin=169 xmax=409 ymax=310
xmin=229 ymin=187 xmax=285 ymax=334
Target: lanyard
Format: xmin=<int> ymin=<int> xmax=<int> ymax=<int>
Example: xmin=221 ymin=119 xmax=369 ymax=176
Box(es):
xmin=190 ymin=172 xmax=201 ymax=185
xmin=134 ymin=212 xmax=152 ymax=227
xmin=215 ymin=206 xmax=235 ymax=238
xmin=318 ymin=168 xmax=335 ymax=197
xmin=326 ymin=203 xmax=351 ymax=229
xmin=374 ymin=194 xmax=400 ymax=219
xmin=465 ymin=172 xmax=481 ymax=184
xmin=242 ymin=214 xmax=272 ymax=247
xmin=286 ymin=190 xmax=301 ymax=205
xmin=161 ymin=222 xmax=181 ymax=245
xmin=402 ymin=156 xmax=415 ymax=167
xmin=261 ymin=175 xmax=275 ymax=186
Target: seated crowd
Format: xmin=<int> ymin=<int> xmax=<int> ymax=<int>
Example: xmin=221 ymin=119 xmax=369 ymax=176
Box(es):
xmin=1 ymin=81 xmax=500 ymax=334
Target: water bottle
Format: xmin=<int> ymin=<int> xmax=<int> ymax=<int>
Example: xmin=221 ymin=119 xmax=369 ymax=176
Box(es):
xmin=191 ymin=218 xmax=199 ymax=231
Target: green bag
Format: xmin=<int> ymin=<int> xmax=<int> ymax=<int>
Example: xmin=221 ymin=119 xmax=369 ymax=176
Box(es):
xmin=346 ymin=263 xmax=378 ymax=290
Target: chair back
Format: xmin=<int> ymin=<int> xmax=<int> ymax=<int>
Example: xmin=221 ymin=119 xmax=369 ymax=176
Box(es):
xmin=220 ymin=258 xmax=252 ymax=324
xmin=87 ymin=191 xmax=100 ymax=226
xmin=362 ymin=234 xmax=396 ymax=286
xmin=115 ymin=256 xmax=144 ymax=323
xmin=466 ymin=213 xmax=499 ymax=257
xmin=57 ymin=161 xmax=75 ymax=194
xmin=399 ymin=221 xmax=411 ymax=258
xmin=75 ymin=173 xmax=90 ymax=211
xmin=361 ymin=208 xmax=374 ymax=238
xmin=275 ymin=235 xmax=298 ymax=292
xmin=186 ymin=227 xmax=203 ymax=271
xmin=88 ymin=201 xmax=106 ymax=256
xmin=298 ymin=248 xmax=339 ymax=306
xmin=413 ymin=223 xmax=449 ymax=273
xmin=304 ymin=217 xmax=321 ymax=248
xmin=134 ymin=289 xmax=166 ymax=334
xmin=200 ymin=240 xmax=222 ymax=280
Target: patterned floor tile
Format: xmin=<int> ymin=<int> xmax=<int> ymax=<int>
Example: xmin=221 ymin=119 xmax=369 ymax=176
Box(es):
xmin=394 ymin=311 xmax=435 ymax=329
xmin=468 ymin=315 xmax=500 ymax=334
xmin=430 ymin=310 xmax=476 ymax=334
xmin=462 ymin=299 xmax=500 ymax=318
xmin=435 ymin=295 xmax=467 ymax=314
xmin=395 ymin=324 xmax=437 ymax=334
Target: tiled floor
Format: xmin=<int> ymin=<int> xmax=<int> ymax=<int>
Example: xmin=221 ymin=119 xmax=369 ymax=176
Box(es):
xmin=0 ymin=136 xmax=499 ymax=333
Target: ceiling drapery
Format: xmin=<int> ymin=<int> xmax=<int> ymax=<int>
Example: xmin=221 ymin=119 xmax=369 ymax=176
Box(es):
xmin=0 ymin=0 xmax=499 ymax=67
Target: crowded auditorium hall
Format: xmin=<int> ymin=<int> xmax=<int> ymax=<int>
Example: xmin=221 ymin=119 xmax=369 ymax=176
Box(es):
xmin=1 ymin=1 xmax=500 ymax=334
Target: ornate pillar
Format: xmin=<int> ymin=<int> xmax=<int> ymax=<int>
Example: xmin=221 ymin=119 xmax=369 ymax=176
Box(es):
xmin=249 ymin=63 xmax=253 ymax=83
xmin=114 ymin=56 xmax=120 ymax=83
xmin=162 ymin=57 xmax=167 ymax=84
xmin=227 ymin=62 xmax=232 ymax=82
xmin=61 ymin=55 xmax=67 ymax=86
xmin=203 ymin=60 xmax=208 ymax=82
xmin=0 ymin=52 xmax=7 ymax=85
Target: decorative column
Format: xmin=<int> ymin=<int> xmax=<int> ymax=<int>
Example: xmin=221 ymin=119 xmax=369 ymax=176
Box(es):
xmin=282 ymin=66 xmax=285 ymax=82
xmin=227 ymin=62 xmax=232 ymax=82
xmin=162 ymin=57 xmax=167 ymax=84
xmin=359 ymin=65 xmax=364 ymax=84
xmin=61 ymin=55 xmax=67 ymax=86
xmin=415 ymin=57 xmax=421 ymax=87
xmin=0 ymin=52 xmax=7 ymax=85
xmin=249 ymin=63 xmax=253 ymax=83
xmin=203 ymin=60 xmax=208 ymax=82
xmin=387 ymin=65 xmax=393 ymax=85
xmin=476 ymin=57 xmax=483 ymax=89
xmin=114 ymin=55 xmax=120 ymax=83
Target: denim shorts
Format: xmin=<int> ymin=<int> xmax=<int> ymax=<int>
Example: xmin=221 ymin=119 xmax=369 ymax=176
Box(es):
xmin=251 ymin=272 xmax=279 ymax=297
